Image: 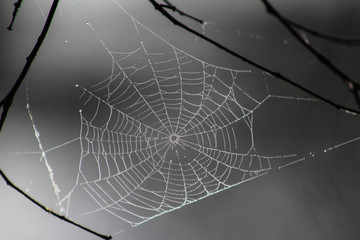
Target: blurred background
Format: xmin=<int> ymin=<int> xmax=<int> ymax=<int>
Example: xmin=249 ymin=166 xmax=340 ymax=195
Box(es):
xmin=1 ymin=0 xmax=360 ymax=239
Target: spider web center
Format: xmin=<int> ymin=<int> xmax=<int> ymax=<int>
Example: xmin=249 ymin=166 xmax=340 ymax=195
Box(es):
xmin=169 ymin=134 xmax=180 ymax=144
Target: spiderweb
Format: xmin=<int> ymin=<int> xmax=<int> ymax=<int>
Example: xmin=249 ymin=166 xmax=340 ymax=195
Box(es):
xmin=11 ymin=0 xmax=360 ymax=238
xmin=54 ymin=3 xmax=315 ymax=229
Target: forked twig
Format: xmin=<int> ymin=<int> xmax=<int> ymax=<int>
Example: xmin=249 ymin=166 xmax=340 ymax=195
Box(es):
xmin=148 ymin=0 xmax=360 ymax=114
xmin=260 ymin=0 xmax=360 ymax=107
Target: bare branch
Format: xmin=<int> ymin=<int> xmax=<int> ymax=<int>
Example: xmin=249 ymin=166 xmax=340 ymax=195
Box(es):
xmin=285 ymin=17 xmax=360 ymax=46
xmin=161 ymin=0 xmax=204 ymax=24
xmin=0 ymin=168 xmax=112 ymax=240
xmin=1 ymin=1 xmax=112 ymax=239
xmin=260 ymin=0 xmax=360 ymax=107
xmin=7 ymin=0 xmax=23 ymax=31
xmin=1 ymin=0 xmax=58 ymax=132
xmin=163 ymin=0 xmax=360 ymax=46
xmin=148 ymin=0 xmax=360 ymax=114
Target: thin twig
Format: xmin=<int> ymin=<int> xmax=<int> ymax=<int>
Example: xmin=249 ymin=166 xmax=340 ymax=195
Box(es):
xmin=0 ymin=168 xmax=112 ymax=240
xmin=1 ymin=0 xmax=58 ymax=133
xmin=285 ymin=17 xmax=360 ymax=46
xmin=260 ymin=0 xmax=360 ymax=107
xmin=161 ymin=0 xmax=204 ymax=24
xmin=1 ymin=1 xmax=111 ymax=239
xmin=164 ymin=0 xmax=360 ymax=46
xmin=7 ymin=0 xmax=23 ymax=31
xmin=148 ymin=0 xmax=360 ymax=115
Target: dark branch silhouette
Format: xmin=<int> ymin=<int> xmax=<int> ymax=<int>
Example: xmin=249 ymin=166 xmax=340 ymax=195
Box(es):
xmin=148 ymin=0 xmax=360 ymax=115
xmin=260 ymin=0 xmax=360 ymax=107
xmin=0 ymin=168 xmax=112 ymax=240
xmin=0 ymin=0 xmax=59 ymax=133
xmin=0 ymin=1 xmax=111 ymax=239
xmin=7 ymin=0 xmax=23 ymax=31
xmin=162 ymin=0 xmax=360 ymax=46
xmin=285 ymin=17 xmax=360 ymax=46
xmin=161 ymin=0 xmax=204 ymax=24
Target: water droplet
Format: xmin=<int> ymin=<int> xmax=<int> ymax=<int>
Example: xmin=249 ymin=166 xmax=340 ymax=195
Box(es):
xmin=349 ymin=82 xmax=354 ymax=90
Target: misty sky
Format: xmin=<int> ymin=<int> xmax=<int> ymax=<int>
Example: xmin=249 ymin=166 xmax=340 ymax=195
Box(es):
xmin=1 ymin=1 xmax=360 ymax=240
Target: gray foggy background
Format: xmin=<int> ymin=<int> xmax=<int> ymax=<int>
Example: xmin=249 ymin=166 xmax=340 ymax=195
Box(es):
xmin=1 ymin=0 xmax=360 ymax=240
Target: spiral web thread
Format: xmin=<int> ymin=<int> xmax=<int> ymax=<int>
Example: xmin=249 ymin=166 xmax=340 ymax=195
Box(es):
xmin=50 ymin=4 xmax=321 ymax=227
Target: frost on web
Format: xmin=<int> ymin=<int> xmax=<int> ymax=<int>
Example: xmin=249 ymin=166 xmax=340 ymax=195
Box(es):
xmin=57 ymin=14 xmax=303 ymax=228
